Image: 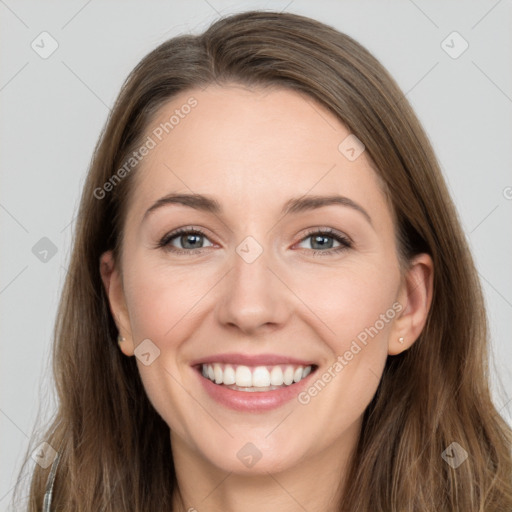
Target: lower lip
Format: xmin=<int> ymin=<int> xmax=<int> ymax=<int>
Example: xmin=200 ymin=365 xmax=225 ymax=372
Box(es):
xmin=194 ymin=366 xmax=316 ymax=412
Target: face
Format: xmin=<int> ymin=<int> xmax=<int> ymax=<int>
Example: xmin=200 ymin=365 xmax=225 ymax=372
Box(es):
xmin=101 ymin=83 xmax=432 ymax=477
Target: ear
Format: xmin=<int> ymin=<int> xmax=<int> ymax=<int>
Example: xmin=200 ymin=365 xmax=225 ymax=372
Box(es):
xmin=99 ymin=250 xmax=134 ymax=357
xmin=388 ymin=253 xmax=434 ymax=355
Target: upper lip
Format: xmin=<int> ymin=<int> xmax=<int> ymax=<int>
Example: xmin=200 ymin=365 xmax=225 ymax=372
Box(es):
xmin=190 ymin=353 xmax=317 ymax=367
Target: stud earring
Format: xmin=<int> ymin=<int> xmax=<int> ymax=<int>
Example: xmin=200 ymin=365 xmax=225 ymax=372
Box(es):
xmin=398 ymin=337 xmax=404 ymax=344
xmin=117 ymin=334 xmax=125 ymax=343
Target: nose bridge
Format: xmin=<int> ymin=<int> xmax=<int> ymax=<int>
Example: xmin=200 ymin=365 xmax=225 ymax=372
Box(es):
xmin=215 ymin=234 xmax=289 ymax=333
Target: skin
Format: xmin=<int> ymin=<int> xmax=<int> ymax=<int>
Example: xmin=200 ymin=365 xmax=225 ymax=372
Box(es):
xmin=100 ymin=84 xmax=433 ymax=512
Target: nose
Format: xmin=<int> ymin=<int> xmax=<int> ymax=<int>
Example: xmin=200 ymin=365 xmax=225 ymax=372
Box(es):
xmin=215 ymin=241 xmax=292 ymax=335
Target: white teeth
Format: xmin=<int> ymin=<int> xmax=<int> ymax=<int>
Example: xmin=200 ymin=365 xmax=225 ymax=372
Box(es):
xmin=223 ymin=364 xmax=236 ymax=385
xmin=213 ymin=363 xmax=223 ymax=384
xmin=201 ymin=363 xmax=314 ymax=389
xmin=235 ymin=365 xmax=252 ymax=387
xmin=252 ymin=367 xmax=270 ymax=387
xmin=283 ymin=366 xmax=294 ymax=385
xmin=270 ymin=366 xmax=284 ymax=386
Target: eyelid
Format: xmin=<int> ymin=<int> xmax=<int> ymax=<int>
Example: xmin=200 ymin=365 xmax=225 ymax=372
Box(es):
xmin=298 ymin=226 xmax=353 ymax=245
xmin=156 ymin=225 xmax=353 ymax=255
xmin=294 ymin=227 xmax=353 ymax=254
xmin=156 ymin=226 xmax=215 ymax=251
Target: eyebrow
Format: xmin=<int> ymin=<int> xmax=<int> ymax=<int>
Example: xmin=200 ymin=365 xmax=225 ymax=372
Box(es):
xmin=142 ymin=193 xmax=373 ymax=226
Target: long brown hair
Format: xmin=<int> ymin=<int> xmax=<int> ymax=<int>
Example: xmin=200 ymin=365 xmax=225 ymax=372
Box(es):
xmin=14 ymin=10 xmax=511 ymax=511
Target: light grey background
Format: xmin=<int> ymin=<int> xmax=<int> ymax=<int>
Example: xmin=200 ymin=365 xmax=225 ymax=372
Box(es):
xmin=1 ymin=1 xmax=511 ymax=509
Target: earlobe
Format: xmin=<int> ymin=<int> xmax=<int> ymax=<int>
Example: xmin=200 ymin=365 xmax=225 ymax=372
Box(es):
xmin=388 ymin=253 xmax=434 ymax=355
xmin=99 ymin=250 xmax=135 ymax=357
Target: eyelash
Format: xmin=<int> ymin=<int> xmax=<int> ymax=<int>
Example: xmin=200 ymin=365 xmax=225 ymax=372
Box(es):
xmin=156 ymin=226 xmax=353 ymax=257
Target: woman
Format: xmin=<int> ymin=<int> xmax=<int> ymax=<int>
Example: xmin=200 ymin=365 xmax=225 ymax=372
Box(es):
xmin=16 ymin=9 xmax=512 ymax=511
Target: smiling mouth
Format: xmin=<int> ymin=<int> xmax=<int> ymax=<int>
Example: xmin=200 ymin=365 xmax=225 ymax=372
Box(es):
xmin=197 ymin=362 xmax=318 ymax=392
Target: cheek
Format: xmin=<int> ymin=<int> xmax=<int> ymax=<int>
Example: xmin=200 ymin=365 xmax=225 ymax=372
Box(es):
xmin=121 ymin=260 xmax=209 ymax=438
xmin=123 ymin=257 xmax=217 ymax=341
xmin=291 ymin=266 xmax=399 ymax=439
xmin=291 ymin=261 xmax=400 ymax=355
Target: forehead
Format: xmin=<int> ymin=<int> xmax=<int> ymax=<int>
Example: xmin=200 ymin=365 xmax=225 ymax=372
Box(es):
xmin=126 ymin=84 xmax=392 ymax=227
